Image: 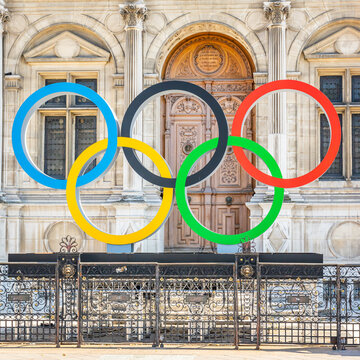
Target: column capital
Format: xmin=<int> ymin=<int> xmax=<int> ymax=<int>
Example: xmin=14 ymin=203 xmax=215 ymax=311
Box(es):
xmin=263 ymin=1 xmax=290 ymax=26
xmin=0 ymin=6 xmax=9 ymax=24
xmin=119 ymin=1 xmax=148 ymax=31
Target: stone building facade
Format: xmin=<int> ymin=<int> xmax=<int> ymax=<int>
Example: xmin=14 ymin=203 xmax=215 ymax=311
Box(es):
xmin=0 ymin=0 xmax=360 ymax=263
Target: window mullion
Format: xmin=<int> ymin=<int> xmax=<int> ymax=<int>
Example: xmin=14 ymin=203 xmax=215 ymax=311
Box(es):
xmin=345 ymin=106 xmax=351 ymax=180
xmin=345 ymin=69 xmax=351 ymax=180
xmin=66 ymin=109 xmax=70 ymax=178
xmin=345 ymin=69 xmax=350 ymax=104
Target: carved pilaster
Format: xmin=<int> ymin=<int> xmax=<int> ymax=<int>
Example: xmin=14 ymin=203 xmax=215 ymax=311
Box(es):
xmin=119 ymin=1 xmax=148 ymax=195
xmin=263 ymin=1 xmax=291 ymax=178
xmin=0 ymin=6 xmax=9 ymax=196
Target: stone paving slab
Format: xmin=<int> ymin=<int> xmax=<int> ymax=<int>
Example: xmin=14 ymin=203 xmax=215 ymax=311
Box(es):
xmin=0 ymin=344 xmax=359 ymax=360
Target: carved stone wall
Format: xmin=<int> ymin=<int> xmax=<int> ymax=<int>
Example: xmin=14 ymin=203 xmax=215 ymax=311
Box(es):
xmin=0 ymin=1 xmax=360 ymax=262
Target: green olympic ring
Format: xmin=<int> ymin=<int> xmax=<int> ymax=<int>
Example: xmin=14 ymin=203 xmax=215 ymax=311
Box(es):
xmin=175 ymin=136 xmax=284 ymax=245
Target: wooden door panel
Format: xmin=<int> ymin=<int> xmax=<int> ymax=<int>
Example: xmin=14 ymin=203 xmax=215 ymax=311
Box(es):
xmin=168 ymin=199 xmax=204 ymax=250
xmin=163 ymin=34 xmax=254 ymax=251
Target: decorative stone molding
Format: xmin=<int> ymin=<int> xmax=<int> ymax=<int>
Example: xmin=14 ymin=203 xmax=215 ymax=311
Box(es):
xmin=105 ymin=12 xmax=125 ymax=34
xmin=267 ymin=222 xmax=288 ymax=252
xmin=287 ymin=9 xmax=307 ymax=31
xmin=6 ymin=14 xmax=27 ymax=34
xmin=327 ymin=221 xmax=360 ymax=260
xmin=246 ymin=10 xmax=268 ymax=31
xmin=145 ymin=12 xmax=167 ymax=35
xmin=253 ymin=72 xmax=268 ymax=87
xmin=23 ymin=31 xmax=110 ymax=64
xmin=264 ymin=1 xmax=291 ymax=26
xmin=144 ymin=73 xmax=160 ymax=87
xmin=304 ymin=26 xmax=360 ymax=60
xmin=119 ymin=0 xmax=148 ymax=30
xmin=4 ymin=74 xmax=22 ymax=90
xmin=44 ymin=221 xmax=85 ymax=253
xmin=286 ymin=71 xmax=301 ymax=80
xmin=253 ymin=71 xmax=300 ymax=87
xmin=112 ymin=73 xmax=124 ymax=87
xmin=152 ymin=20 xmax=264 ymax=75
xmin=6 ymin=13 xmax=124 ymax=74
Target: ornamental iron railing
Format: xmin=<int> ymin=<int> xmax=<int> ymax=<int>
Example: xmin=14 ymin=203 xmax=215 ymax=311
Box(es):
xmin=0 ymin=255 xmax=359 ymax=349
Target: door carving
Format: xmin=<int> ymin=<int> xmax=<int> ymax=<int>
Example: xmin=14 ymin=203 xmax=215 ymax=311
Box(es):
xmin=162 ymin=34 xmax=255 ymax=251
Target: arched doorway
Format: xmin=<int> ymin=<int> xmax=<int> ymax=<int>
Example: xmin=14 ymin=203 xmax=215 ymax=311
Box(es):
xmin=162 ymin=33 xmax=255 ymax=251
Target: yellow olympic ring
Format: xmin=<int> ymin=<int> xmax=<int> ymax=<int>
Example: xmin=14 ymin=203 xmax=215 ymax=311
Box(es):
xmin=66 ymin=137 xmax=173 ymax=245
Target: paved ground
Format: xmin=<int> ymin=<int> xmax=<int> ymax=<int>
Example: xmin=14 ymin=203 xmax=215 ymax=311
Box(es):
xmin=0 ymin=344 xmax=359 ymax=360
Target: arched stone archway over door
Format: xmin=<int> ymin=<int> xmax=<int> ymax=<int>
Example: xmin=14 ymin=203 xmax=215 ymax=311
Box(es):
xmin=162 ymin=33 xmax=255 ymax=252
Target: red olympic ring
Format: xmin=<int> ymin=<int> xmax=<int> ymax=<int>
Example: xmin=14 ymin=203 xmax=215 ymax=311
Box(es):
xmin=231 ymin=79 xmax=341 ymax=188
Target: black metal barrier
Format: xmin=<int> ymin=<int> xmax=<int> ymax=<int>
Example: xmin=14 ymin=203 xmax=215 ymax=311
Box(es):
xmin=1 ymin=254 xmax=359 ymax=349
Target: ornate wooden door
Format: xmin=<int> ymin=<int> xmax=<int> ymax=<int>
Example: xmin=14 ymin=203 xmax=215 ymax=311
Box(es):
xmin=163 ymin=35 xmax=254 ymax=251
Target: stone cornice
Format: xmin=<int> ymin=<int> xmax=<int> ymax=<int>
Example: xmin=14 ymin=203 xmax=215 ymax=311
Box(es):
xmin=263 ymin=1 xmax=291 ymax=26
xmin=119 ymin=1 xmax=148 ymax=31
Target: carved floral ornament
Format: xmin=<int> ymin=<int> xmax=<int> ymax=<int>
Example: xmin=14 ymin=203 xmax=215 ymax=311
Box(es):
xmin=263 ymin=1 xmax=291 ymax=26
xmin=119 ymin=0 xmax=148 ymax=30
xmin=0 ymin=6 xmax=10 ymax=25
xmin=219 ymin=96 xmax=242 ymax=115
xmin=174 ymin=97 xmax=202 ymax=114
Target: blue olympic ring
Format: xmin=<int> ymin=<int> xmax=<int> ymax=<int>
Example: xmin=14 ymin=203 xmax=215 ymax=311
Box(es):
xmin=11 ymin=82 xmax=120 ymax=190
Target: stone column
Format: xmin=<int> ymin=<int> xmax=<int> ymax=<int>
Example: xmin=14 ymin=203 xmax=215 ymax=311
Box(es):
xmin=120 ymin=0 xmax=148 ymax=196
xmin=0 ymin=4 xmax=9 ymax=197
xmin=264 ymin=1 xmax=290 ymax=176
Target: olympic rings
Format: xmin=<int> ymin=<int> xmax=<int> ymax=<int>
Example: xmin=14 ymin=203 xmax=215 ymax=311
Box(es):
xmin=66 ymin=137 xmax=174 ymax=245
xmin=11 ymin=79 xmax=341 ymax=246
xmin=175 ymin=136 xmax=284 ymax=244
xmin=11 ymin=82 xmax=119 ymax=190
xmin=120 ymin=80 xmax=229 ymax=188
xmin=231 ymin=79 xmax=341 ymax=188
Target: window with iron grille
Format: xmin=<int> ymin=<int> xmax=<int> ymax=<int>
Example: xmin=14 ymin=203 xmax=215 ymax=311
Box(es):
xmin=352 ymin=114 xmax=360 ymax=178
xmin=320 ymin=76 xmax=343 ymax=103
xmin=75 ymin=116 xmax=97 ymax=173
xmin=352 ymin=75 xmax=360 ymax=103
xmin=320 ymin=114 xmax=343 ymax=179
xmin=75 ymin=79 xmax=97 ymax=107
xmin=44 ymin=116 xmax=66 ymax=179
xmin=319 ymin=72 xmax=360 ymax=180
xmin=40 ymin=74 xmax=98 ymax=178
xmin=43 ymin=79 xmax=66 ymax=108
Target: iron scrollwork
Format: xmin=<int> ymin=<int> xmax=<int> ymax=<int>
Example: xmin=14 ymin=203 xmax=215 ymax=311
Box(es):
xmin=0 ymin=260 xmax=359 ymax=347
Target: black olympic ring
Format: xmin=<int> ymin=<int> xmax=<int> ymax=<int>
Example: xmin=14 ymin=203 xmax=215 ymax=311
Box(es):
xmin=120 ymin=80 xmax=229 ymax=188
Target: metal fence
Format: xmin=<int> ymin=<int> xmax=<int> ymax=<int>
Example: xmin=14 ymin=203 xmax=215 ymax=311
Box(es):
xmin=0 ymin=256 xmax=359 ymax=348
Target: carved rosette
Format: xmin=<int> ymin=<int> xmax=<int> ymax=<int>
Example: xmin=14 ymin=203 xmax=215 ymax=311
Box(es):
xmin=119 ymin=1 xmax=148 ymax=30
xmin=263 ymin=1 xmax=291 ymax=26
